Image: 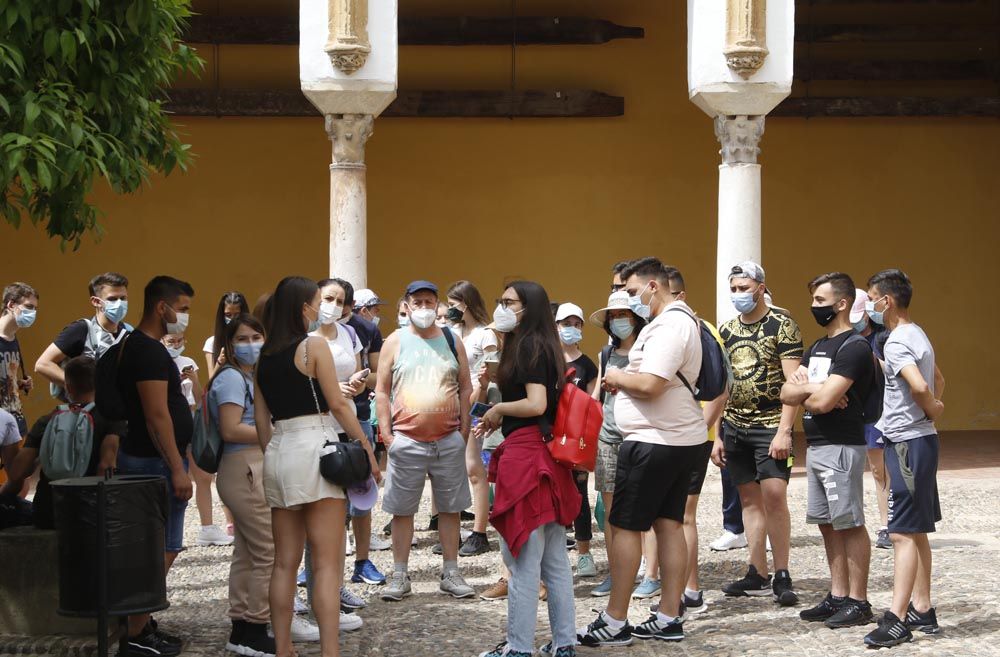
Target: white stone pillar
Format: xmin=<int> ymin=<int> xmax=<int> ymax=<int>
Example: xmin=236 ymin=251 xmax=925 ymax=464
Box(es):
xmin=326 ymin=113 xmax=373 ymax=286
xmin=715 ymin=115 xmax=764 ymax=325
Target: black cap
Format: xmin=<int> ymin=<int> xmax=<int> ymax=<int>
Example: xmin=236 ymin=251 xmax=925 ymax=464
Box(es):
xmin=405 ymin=280 xmax=438 ymax=296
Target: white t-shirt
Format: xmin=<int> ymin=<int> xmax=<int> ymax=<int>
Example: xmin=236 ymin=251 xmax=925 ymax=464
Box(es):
xmin=310 ymin=326 xmax=363 ymax=432
xmin=614 ymin=301 xmax=706 ymax=447
xmin=460 ymin=324 xmax=498 ymax=372
xmin=202 ymin=336 xmax=214 ymax=355
xmin=171 ymin=355 xmax=199 ymax=408
xmin=0 ymin=408 xmax=21 ymax=446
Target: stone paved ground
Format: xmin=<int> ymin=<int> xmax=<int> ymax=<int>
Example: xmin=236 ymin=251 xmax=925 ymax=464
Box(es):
xmin=157 ymin=449 xmax=1000 ymax=657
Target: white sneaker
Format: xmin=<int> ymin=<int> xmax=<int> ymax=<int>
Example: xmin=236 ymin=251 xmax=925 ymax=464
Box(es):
xmin=289 ymin=616 xmax=320 ymax=642
xmin=197 ymin=525 xmax=235 ymax=546
xmin=340 ymin=611 xmax=363 ymax=632
xmin=460 ymin=528 xmax=472 ymax=541
xmin=636 ymin=556 xmax=646 ymax=583
xmin=709 ymin=531 xmax=748 ymax=551
xmin=293 ymin=595 xmax=309 ymax=615
xmin=766 ymin=536 xmax=772 ymax=552
xmin=369 ymin=533 xmax=392 ymax=551
xmin=346 ymin=535 xmax=355 ymax=557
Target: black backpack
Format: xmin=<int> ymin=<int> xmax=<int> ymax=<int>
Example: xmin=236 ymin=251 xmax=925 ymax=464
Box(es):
xmin=666 ymin=308 xmax=733 ymax=402
xmin=94 ymin=332 xmax=131 ymax=422
xmin=825 ymin=334 xmax=884 ymax=424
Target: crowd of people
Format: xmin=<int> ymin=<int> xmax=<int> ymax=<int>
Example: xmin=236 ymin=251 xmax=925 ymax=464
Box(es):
xmin=0 ymin=257 xmax=944 ymax=656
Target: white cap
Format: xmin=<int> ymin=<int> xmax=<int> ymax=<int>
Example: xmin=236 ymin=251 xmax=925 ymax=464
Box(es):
xmin=555 ymin=303 xmax=584 ymax=322
xmin=354 ymin=288 xmax=384 ymax=309
xmin=850 ymin=288 xmax=868 ymax=324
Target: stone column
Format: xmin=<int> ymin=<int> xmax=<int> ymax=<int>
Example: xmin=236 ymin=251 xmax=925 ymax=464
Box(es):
xmin=325 ymin=113 xmax=374 ymax=286
xmin=715 ymin=115 xmax=765 ymax=325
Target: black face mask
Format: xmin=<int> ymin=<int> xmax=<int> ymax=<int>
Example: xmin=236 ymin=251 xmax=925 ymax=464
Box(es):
xmin=445 ymin=307 xmax=464 ymax=323
xmin=811 ymin=305 xmax=838 ymax=327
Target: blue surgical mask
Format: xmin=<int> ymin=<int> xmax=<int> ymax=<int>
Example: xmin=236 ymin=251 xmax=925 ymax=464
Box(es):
xmin=627 ymin=283 xmax=652 ymax=320
xmin=865 ymin=299 xmax=885 ymax=326
xmin=398 ymin=315 xmax=410 ymax=328
xmin=308 ymin=318 xmax=320 ymax=332
xmin=731 ymin=292 xmax=757 ymax=314
xmin=224 ymin=316 xmax=233 ymax=325
xmin=14 ymin=307 xmax=36 ymax=328
xmin=102 ymin=299 xmax=128 ymax=325
xmin=166 ymin=345 xmax=184 ymax=359
xmin=234 ymin=342 xmax=262 ymax=366
xmin=851 ymin=317 xmax=868 ymax=333
xmin=610 ymin=318 xmax=635 ymax=340
xmin=559 ymin=326 xmax=583 ymax=345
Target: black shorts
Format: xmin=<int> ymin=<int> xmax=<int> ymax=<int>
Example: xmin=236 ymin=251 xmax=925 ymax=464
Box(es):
xmin=688 ymin=440 xmax=714 ymax=495
xmin=885 ymin=434 xmax=941 ymax=534
xmin=722 ymin=421 xmax=792 ymax=486
xmin=608 ymin=441 xmax=703 ymax=531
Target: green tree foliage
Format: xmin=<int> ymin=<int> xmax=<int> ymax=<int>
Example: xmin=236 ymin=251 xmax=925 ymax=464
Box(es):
xmin=0 ymin=0 xmax=202 ymax=247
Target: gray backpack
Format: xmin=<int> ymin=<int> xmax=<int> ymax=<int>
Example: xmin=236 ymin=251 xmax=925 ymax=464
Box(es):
xmin=50 ymin=318 xmax=132 ymax=399
xmin=39 ymin=403 xmax=95 ymax=481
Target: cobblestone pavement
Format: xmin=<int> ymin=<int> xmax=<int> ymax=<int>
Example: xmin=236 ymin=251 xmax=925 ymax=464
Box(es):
xmin=153 ymin=463 xmax=1000 ymax=657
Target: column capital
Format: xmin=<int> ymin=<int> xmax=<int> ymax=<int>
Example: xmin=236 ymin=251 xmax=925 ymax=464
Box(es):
xmin=714 ymin=115 xmax=765 ymax=165
xmin=325 ymin=113 xmax=374 ymax=167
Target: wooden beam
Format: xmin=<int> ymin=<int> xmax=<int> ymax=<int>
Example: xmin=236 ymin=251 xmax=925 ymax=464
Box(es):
xmin=796 ymin=24 xmax=995 ymax=42
xmin=773 ymin=96 xmax=1000 ymax=116
xmin=795 ymin=58 xmax=999 ymax=80
xmin=164 ymin=89 xmax=625 ymax=118
xmin=182 ymin=15 xmax=644 ymax=46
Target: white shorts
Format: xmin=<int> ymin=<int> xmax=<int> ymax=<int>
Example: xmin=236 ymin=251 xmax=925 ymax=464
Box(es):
xmin=264 ymin=415 xmax=346 ymax=510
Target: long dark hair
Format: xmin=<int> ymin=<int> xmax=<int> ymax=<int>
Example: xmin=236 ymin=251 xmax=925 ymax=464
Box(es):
xmin=261 ymin=277 xmax=318 ymax=356
xmin=209 ymin=313 xmax=265 ymax=388
xmin=497 ymin=281 xmax=565 ymax=395
xmin=446 ymin=280 xmax=490 ymax=326
xmin=212 ymin=291 xmax=249 ymax=365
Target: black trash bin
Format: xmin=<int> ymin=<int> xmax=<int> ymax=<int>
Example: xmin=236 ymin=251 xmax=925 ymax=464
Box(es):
xmin=52 ymin=475 xmax=170 ymax=617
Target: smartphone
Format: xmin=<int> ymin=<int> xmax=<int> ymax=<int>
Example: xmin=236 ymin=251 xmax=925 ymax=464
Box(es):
xmin=470 ymin=402 xmax=493 ymax=418
xmin=353 ymin=368 xmax=371 ymax=381
xmin=485 ymin=360 xmax=499 ymax=377
xmin=182 ymin=365 xmax=195 ymax=374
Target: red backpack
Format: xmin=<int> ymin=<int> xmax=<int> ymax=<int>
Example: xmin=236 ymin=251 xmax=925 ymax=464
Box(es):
xmin=547 ymin=367 xmax=602 ymax=471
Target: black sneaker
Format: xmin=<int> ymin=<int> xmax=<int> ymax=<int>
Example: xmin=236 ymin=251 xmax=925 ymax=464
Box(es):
xmin=864 ymin=611 xmax=913 ymax=648
xmin=383 ymin=520 xmax=392 ymax=536
xmin=128 ymin=628 xmax=182 ymax=657
xmin=459 ymin=531 xmax=491 ymax=557
xmin=772 ymin=569 xmax=799 ymax=606
xmin=631 ymin=614 xmax=684 ymax=642
xmin=460 ymin=510 xmax=476 ymax=522
xmin=227 ymin=621 xmax=276 ymax=657
xmin=800 ymin=592 xmax=844 ymax=622
xmin=566 ymin=537 xmax=577 ymax=550
xmin=682 ymin=591 xmax=707 ymax=614
xmin=875 ymin=528 xmax=892 ymax=550
xmin=825 ymin=598 xmax=874 ymax=629
xmin=147 ymin=619 xmax=182 ymax=647
xmin=577 ymin=611 xmax=634 ymax=647
xmin=723 ymin=565 xmax=772 ymax=597
xmin=426 ymin=514 xmax=439 ymax=532
xmin=904 ymin=602 xmax=941 ymax=634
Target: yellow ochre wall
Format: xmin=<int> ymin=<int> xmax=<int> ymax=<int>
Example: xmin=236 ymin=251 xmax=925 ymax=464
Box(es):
xmin=2 ymin=1 xmax=998 ymax=431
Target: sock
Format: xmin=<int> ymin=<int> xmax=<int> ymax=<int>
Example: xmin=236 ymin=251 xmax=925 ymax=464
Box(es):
xmin=601 ymin=611 xmax=625 ymax=631
xmin=684 ymin=588 xmax=700 ymax=598
xmin=831 ymin=594 xmax=846 ymax=602
xmin=656 ymin=611 xmax=680 ymax=625
xmin=443 ymin=559 xmax=458 ymax=575
xmin=473 ymin=531 xmax=487 ymax=539
xmin=393 ymin=562 xmax=408 ymax=575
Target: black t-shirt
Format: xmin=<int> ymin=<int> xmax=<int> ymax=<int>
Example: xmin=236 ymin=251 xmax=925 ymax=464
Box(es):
xmin=53 ymin=318 xmax=126 ymax=358
xmin=347 ymin=314 xmax=383 ymax=422
xmin=25 ymin=408 xmax=126 ymax=528
xmin=567 ymin=354 xmax=598 ymax=393
xmin=117 ymin=331 xmax=193 ymax=457
xmin=500 ymin=349 xmax=561 ymax=437
xmin=801 ymin=331 xmax=875 ymax=446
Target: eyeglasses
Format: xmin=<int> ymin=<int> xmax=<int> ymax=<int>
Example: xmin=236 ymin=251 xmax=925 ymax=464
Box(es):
xmin=611 ymin=283 xmax=626 ymax=292
xmin=496 ymin=298 xmax=521 ymax=309
xmin=669 ymin=290 xmax=682 ymax=297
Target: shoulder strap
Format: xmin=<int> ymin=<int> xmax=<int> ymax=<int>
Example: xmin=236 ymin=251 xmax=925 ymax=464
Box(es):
xmin=343 ymin=323 xmax=358 ymax=349
xmin=441 ymin=327 xmax=459 ymax=362
xmin=665 ymin=307 xmax=698 ymax=396
xmin=599 ymin=345 xmax=614 ymax=376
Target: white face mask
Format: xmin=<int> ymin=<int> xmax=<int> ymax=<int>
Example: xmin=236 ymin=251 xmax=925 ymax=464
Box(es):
xmin=166 ymin=345 xmax=184 ymax=359
xmin=165 ymin=308 xmax=189 ymax=335
xmin=410 ymin=308 xmax=437 ymax=330
xmin=371 ymin=315 xmax=381 ymax=327
xmin=493 ymin=305 xmax=520 ymax=333
xmin=319 ymin=301 xmax=342 ymax=325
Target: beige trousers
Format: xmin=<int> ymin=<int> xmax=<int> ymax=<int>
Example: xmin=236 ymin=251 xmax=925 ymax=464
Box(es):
xmin=216 ymin=447 xmax=273 ymax=624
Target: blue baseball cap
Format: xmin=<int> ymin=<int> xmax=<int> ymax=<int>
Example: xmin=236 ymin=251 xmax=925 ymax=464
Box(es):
xmin=405 ymin=280 xmax=438 ymax=296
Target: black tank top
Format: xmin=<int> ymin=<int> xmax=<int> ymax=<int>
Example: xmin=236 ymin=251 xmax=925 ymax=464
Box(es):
xmin=257 ymin=341 xmax=330 ymax=421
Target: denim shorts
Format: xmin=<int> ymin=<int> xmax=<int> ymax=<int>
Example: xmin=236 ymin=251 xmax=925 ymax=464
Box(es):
xmin=117 ymin=451 xmax=189 ymax=553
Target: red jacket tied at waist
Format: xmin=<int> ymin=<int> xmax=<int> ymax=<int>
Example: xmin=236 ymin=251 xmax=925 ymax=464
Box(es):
xmin=488 ymin=426 xmax=581 ymax=558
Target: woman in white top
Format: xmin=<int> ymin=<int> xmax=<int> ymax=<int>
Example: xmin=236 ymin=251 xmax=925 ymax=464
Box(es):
xmin=445 ymin=280 xmax=498 ymax=556
xmin=204 ymin=291 xmax=250 ymax=378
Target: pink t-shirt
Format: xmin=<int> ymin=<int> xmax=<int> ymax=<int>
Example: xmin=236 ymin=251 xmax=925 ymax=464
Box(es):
xmin=614 ymin=301 xmax=707 ymax=447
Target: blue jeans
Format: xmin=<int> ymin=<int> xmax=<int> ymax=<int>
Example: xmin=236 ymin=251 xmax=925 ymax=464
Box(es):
xmin=721 ymin=466 xmax=744 ymax=534
xmin=117 ymin=451 xmax=189 ymax=553
xmin=501 ymin=522 xmax=576 ymax=653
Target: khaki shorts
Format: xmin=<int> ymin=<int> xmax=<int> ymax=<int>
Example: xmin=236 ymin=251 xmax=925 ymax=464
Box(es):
xmin=382 ymin=432 xmax=472 ymax=517
xmin=263 ymin=415 xmax=346 ymax=510
xmin=594 ymin=441 xmax=621 ymax=494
